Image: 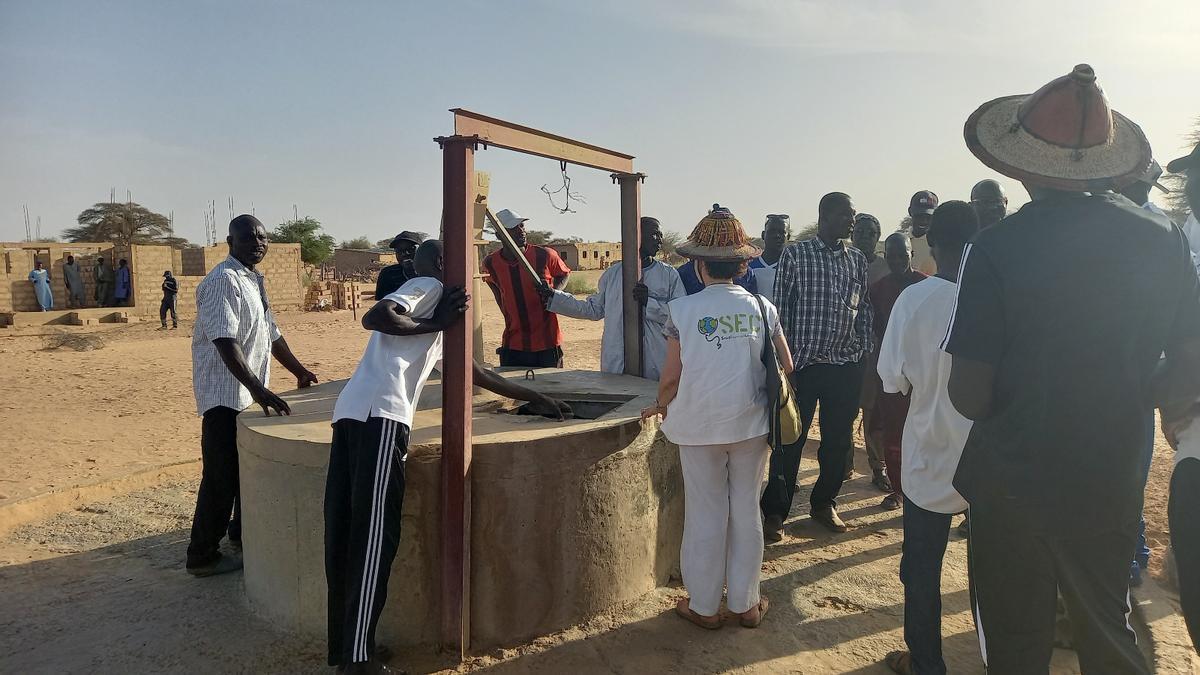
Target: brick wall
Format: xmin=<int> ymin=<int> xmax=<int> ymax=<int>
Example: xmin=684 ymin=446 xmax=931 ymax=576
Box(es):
xmin=130 ymin=244 xmax=176 ymax=309
xmin=1 ymin=243 xmax=113 ymax=312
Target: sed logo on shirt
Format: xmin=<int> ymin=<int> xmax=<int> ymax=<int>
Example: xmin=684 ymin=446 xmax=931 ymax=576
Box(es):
xmin=696 ymin=313 xmax=762 ymax=349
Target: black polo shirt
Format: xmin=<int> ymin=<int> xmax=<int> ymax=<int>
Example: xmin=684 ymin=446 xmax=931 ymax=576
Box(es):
xmin=943 ymin=193 xmax=1200 ymax=535
xmin=374 ymin=263 xmax=412 ymax=301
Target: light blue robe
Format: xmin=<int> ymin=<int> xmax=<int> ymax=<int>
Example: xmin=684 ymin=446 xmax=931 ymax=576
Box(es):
xmin=29 ymin=268 xmax=53 ymax=310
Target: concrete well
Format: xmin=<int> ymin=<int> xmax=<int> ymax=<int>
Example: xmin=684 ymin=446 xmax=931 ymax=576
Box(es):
xmin=237 ymin=369 xmax=683 ymax=650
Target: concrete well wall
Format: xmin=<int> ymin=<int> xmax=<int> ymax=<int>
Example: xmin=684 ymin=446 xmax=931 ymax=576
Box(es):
xmin=237 ymin=370 xmax=683 ymax=651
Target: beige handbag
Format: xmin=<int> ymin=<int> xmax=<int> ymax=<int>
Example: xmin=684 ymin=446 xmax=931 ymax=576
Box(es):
xmin=753 ymin=294 xmax=801 ymax=446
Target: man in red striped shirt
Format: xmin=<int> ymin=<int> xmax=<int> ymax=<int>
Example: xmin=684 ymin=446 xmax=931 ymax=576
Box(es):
xmin=483 ymin=209 xmax=572 ymax=367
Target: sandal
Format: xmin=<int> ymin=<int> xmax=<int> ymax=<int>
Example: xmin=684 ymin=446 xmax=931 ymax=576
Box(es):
xmin=739 ymin=595 xmax=769 ymax=628
xmin=885 ymin=649 xmax=915 ymax=675
xmin=880 ymin=494 xmax=902 ymax=511
xmin=674 ymin=598 xmax=721 ymax=630
xmin=872 ymin=472 xmax=893 ymax=492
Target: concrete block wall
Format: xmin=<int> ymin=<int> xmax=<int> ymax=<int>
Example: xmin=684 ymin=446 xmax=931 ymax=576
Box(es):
xmin=130 ymin=244 xmax=176 ymax=309
xmin=1 ymin=243 xmax=112 ymax=312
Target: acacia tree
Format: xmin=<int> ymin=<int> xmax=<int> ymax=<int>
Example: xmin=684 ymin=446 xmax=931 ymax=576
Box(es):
xmin=270 ymin=217 xmax=336 ymax=264
xmin=339 ymin=236 xmax=374 ymax=250
xmin=65 ymin=202 xmax=185 ymax=248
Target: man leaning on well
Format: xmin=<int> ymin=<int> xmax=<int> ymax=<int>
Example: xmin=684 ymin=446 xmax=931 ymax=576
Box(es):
xmin=187 ymin=214 xmax=318 ymax=577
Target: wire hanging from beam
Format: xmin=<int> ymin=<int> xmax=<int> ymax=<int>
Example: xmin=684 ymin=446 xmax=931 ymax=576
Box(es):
xmin=540 ymin=161 xmax=586 ymax=214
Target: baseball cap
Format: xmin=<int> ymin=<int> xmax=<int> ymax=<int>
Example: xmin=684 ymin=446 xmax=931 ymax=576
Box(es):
xmin=1137 ymin=160 xmax=1170 ymax=193
xmin=495 ymin=209 xmax=528 ymax=230
xmin=1167 ymin=143 xmax=1200 ymax=174
xmin=854 ymin=213 xmax=880 ymax=227
xmin=908 ymin=190 xmax=939 ymax=216
xmin=388 ymin=231 xmax=424 ymax=248
xmin=163 ymin=270 xmax=171 ymax=277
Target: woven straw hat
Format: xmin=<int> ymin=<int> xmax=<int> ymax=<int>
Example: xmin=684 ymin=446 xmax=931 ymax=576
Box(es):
xmin=676 ymin=205 xmax=762 ymax=261
xmin=964 ymin=64 xmax=1151 ymax=192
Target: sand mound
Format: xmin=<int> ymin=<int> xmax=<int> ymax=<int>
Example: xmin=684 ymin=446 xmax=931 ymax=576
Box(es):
xmin=42 ymin=332 xmax=106 ymax=352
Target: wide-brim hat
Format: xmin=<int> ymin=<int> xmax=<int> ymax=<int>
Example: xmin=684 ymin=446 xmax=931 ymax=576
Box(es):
xmin=676 ymin=206 xmax=762 ymax=261
xmin=964 ymin=64 xmax=1151 ymax=192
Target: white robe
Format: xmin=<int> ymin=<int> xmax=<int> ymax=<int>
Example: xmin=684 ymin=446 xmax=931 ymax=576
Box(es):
xmin=547 ymin=259 xmax=684 ymax=380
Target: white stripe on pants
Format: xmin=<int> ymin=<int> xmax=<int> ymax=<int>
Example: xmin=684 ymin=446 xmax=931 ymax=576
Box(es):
xmin=679 ymin=434 xmax=770 ymax=616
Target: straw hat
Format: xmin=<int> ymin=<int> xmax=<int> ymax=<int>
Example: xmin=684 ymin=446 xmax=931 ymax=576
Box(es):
xmin=964 ymin=64 xmax=1151 ymax=192
xmin=676 ymin=205 xmax=762 ymax=261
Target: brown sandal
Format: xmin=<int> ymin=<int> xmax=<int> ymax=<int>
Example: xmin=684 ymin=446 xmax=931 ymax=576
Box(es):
xmin=674 ymin=598 xmax=722 ymax=630
xmin=739 ymin=595 xmax=769 ymax=628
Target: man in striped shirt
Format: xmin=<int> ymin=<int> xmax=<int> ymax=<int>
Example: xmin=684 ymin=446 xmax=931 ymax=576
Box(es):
xmin=762 ymin=192 xmax=873 ymax=538
xmin=483 ymin=209 xmax=571 ymax=368
xmin=188 ymin=214 xmax=317 ymax=577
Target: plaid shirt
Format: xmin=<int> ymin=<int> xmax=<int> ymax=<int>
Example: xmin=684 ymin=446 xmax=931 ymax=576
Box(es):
xmin=774 ymin=237 xmax=873 ymax=369
xmin=191 ymin=256 xmax=282 ymax=415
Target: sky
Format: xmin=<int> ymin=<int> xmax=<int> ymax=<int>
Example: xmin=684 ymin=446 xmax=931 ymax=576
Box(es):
xmin=2 ymin=0 xmax=1198 ymax=246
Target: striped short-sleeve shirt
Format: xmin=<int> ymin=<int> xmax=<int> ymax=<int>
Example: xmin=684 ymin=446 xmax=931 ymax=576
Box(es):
xmin=483 ymin=245 xmax=570 ymax=352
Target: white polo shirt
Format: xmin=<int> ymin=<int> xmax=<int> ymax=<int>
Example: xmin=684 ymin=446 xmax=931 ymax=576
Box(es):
xmin=332 ymin=277 xmax=444 ymax=426
xmin=876 ymin=276 xmax=971 ymax=514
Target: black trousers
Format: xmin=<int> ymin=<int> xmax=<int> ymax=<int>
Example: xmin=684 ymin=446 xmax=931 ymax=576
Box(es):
xmin=497 ymin=345 xmax=563 ymax=368
xmin=902 ymin=499 xmax=954 ymax=675
xmin=160 ymin=295 xmax=178 ymax=326
xmin=186 ymin=406 xmax=242 ymax=568
xmin=325 ymin=417 xmax=409 ymax=666
xmin=968 ymin=506 xmax=1148 ymax=674
xmin=1170 ymin=457 xmax=1200 ymax=649
xmin=761 ymin=361 xmax=863 ymax=518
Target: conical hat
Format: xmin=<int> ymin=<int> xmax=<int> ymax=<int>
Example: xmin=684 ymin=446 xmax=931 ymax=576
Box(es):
xmin=676 ymin=206 xmax=762 ymax=261
xmin=964 ymin=64 xmax=1151 ymax=192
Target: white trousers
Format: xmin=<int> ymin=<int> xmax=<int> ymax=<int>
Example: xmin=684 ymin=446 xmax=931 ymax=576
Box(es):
xmin=679 ymin=434 xmax=770 ymax=616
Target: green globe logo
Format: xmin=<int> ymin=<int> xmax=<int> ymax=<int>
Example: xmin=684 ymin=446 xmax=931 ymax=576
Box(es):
xmin=697 ymin=316 xmax=719 ymax=336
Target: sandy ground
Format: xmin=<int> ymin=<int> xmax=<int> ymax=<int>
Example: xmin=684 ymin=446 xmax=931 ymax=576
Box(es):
xmin=0 ymin=267 xmax=1173 ymax=673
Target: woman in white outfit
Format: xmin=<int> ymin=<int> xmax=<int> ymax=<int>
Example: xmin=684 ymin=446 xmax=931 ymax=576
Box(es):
xmin=642 ymin=206 xmax=794 ymax=629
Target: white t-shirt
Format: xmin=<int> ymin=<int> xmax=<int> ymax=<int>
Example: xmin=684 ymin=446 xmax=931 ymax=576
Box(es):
xmin=876 ymin=276 xmax=970 ymax=514
xmin=749 ymin=256 xmax=778 ymax=301
xmin=333 ymin=277 xmax=444 ymax=426
xmin=909 ymin=233 xmax=937 ymax=276
xmin=660 ymin=284 xmax=782 ymax=447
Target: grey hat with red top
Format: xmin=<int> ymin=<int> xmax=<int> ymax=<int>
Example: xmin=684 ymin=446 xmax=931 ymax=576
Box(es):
xmin=1168 ymin=143 xmax=1200 ymax=174
xmin=964 ymin=64 xmax=1151 ymax=192
xmin=908 ymin=191 xmax=939 ymax=216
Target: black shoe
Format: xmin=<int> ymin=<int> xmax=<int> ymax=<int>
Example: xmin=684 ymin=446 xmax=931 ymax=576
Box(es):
xmin=763 ymin=514 xmax=784 ymax=544
xmin=871 ymin=470 xmax=892 ymax=493
xmin=810 ymin=506 xmax=848 ymax=533
xmin=187 ymin=553 xmax=243 ymax=577
xmin=343 ymin=659 xmax=406 ymax=675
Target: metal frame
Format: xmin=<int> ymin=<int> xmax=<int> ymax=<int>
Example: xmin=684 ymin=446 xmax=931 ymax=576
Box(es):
xmin=434 ymin=109 xmax=643 ymax=655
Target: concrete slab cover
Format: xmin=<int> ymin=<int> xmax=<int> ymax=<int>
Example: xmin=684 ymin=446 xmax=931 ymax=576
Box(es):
xmin=237 ymin=370 xmax=683 ymax=650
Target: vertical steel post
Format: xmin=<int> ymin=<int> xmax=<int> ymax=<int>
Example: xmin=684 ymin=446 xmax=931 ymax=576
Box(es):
xmin=616 ymin=174 xmax=644 ymax=377
xmin=437 ymin=135 xmax=475 ymax=654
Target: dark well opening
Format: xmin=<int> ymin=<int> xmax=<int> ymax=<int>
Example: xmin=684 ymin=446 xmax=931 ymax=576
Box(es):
xmin=513 ymin=394 xmax=636 ymax=420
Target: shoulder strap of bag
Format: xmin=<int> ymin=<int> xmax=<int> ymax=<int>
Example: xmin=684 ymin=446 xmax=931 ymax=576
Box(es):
xmin=752 ymin=293 xmax=774 ymax=365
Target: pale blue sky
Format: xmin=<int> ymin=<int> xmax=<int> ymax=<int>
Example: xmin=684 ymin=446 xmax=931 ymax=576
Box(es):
xmin=2 ymin=1 xmax=1198 ymax=245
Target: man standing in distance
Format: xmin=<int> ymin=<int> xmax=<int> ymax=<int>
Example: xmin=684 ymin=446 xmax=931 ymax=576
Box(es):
xmin=870 ymin=233 xmax=928 ymax=511
xmin=540 ymin=217 xmax=684 ymax=379
xmin=748 ymin=214 xmax=789 ymax=300
xmin=905 ymin=191 xmax=939 ymax=275
xmin=764 ymin=192 xmax=873 ymax=537
xmin=374 ymin=231 xmax=424 ymax=301
xmin=63 ymin=254 xmax=85 ymax=309
xmin=851 ymin=212 xmax=891 ymax=490
xmin=946 ymin=65 xmax=1200 ymax=673
xmin=187 ymin=214 xmax=318 ymax=576
xmin=969 ymin=179 xmax=1009 ymax=229
xmin=93 ymin=255 xmax=111 ymax=307
xmin=160 ymin=270 xmax=179 ymax=330
xmin=482 ymin=209 xmax=571 ymax=368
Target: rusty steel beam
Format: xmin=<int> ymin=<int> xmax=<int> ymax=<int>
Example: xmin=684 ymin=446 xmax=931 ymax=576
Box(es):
xmin=435 ymin=134 xmax=476 ymax=655
xmin=615 ymin=173 xmax=645 ymax=377
xmin=452 ymin=108 xmax=635 ymax=174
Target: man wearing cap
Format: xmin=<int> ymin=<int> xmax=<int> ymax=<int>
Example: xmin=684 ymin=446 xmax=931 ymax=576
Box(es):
xmin=374 ymin=231 xmax=424 ymax=301
xmin=763 ymin=192 xmax=873 ymax=537
xmin=1165 ymin=140 xmax=1200 ymax=648
xmin=160 ymin=270 xmax=179 ymax=330
xmin=970 ymin=179 xmax=1009 ymax=229
xmin=850 ymin=212 xmax=891 ymax=490
xmin=946 ymin=64 xmax=1200 ymax=673
xmin=483 ymin=209 xmax=571 ymax=368
xmin=539 ymin=217 xmax=684 ymax=380
xmin=905 ymin=191 xmax=939 ymax=275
